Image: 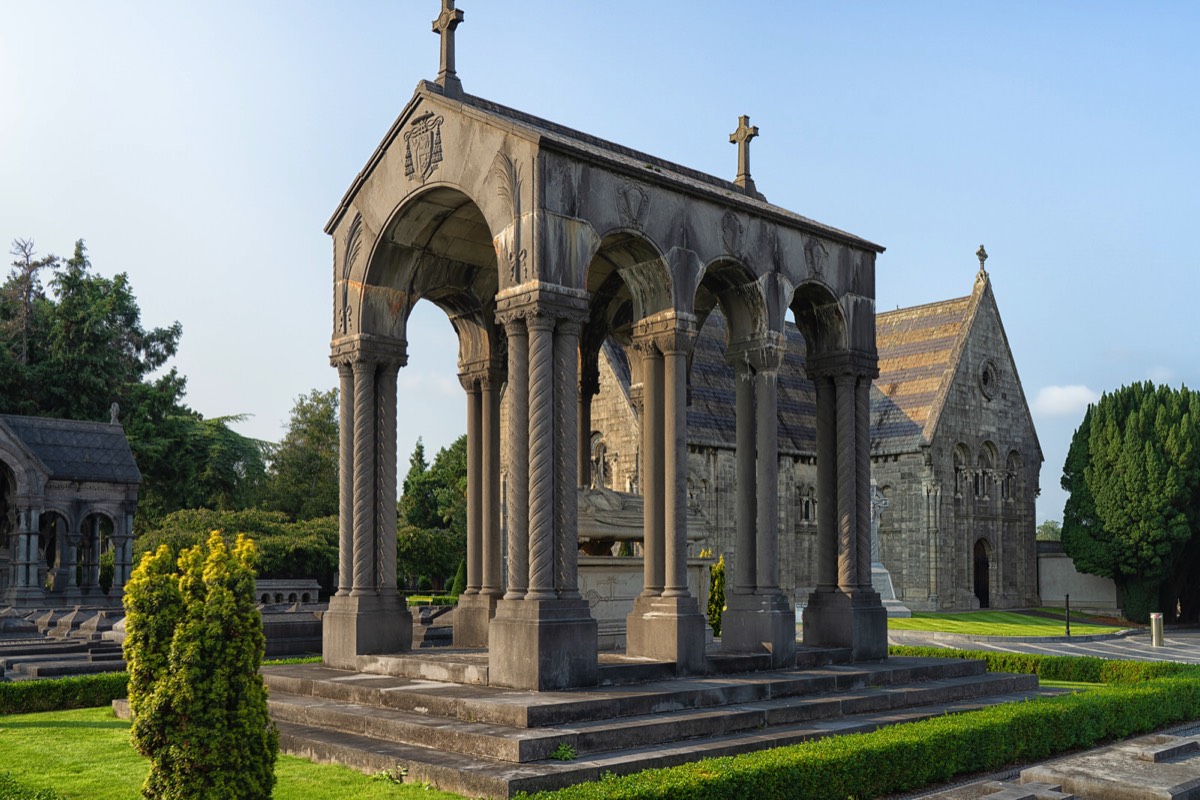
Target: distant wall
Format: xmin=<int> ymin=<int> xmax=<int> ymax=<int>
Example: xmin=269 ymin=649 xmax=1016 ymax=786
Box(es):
xmin=1037 ymin=544 xmax=1119 ymax=610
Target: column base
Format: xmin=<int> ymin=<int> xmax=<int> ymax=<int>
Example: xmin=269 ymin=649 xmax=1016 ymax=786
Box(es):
xmin=720 ymin=592 xmax=796 ymax=667
xmin=488 ymin=598 xmax=598 ymax=690
xmin=323 ymin=592 xmax=412 ymax=670
xmin=453 ymin=592 xmax=498 ymax=647
xmin=10 ymin=586 xmax=45 ymax=608
xmin=625 ymin=595 xmax=707 ymax=674
xmin=801 ymin=588 xmax=887 ymax=661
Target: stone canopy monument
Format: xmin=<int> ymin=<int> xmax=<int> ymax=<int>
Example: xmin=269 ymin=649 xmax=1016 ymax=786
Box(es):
xmin=323 ymin=0 xmax=887 ymax=690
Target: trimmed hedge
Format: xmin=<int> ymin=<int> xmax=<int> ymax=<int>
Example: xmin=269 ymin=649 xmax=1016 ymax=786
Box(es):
xmin=0 ymin=773 xmax=66 ymax=800
xmin=887 ymin=645 xmax=1199 ymax=683
xmin=0 ymin=673 xmax=128 ymax=716
xmin=517 ymin=654 xmax=1200 ymax=800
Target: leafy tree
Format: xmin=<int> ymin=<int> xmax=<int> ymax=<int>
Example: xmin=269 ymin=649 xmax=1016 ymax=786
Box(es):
xmin=1061 ymin=382 xmax=1200 ymax=622
xmin=124 ymin=532 xmax=278 ymax=800
xmin=396 ymin=436 xmax=467 ymax=590
xmin=135 ymin=508 xmax=338 ymax=596
xmin=262 ymin=388 xmax=339 ymax=520
xmin=708 ymin=554 xmax=726 ymax=637
xmin=1036 ymin=520 xmax=1062 ymax=542
xmin=0 ymin=239 xmax=266 ymax=527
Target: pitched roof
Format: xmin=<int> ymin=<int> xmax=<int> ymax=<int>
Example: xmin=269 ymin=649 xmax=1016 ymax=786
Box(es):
xmin=0 ymin=415 xmax=142 ymax=484
xmin=603 ymin=289 xmax=981 ymax=456
xmin=872 ymin=295 xmax=974 ymax=452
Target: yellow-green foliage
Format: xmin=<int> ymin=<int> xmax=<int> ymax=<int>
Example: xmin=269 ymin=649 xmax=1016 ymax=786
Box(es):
xmin=124 ymin=532 xmax=279 ymax=800
xmin=707 ymin=555 xmax=725 ymax=637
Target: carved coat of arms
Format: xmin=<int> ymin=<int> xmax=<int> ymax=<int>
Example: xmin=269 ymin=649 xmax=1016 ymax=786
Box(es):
xmin=404 ymin=112 xmax=445 ymax=184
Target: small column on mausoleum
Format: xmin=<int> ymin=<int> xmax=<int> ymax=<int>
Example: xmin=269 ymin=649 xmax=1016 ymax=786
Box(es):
xmin=488 ymin=282 xmax=598 ymax=691
xmin=625 ymin=311 xmax=706 ymax=674
xmin=720 ymin=335 xmax=795 ymax=666
xmin=323 ymin=337 xmax=413 ymax=670
xmin=12 ymin=507 xmax=43 ymax=606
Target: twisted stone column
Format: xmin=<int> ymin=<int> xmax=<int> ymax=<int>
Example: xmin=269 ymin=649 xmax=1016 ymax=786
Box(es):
xmin=351 ymin=359 xmax=376 ymax=595
xmin=814 ymin=374 xmax=838 ymax=590
xmin=376 ymin=362 xmax=400 ymax=595
xmin=526 ymin=314 xmax=556 ymax=601
xmin=555 ymin=319 xmax=582 ymax=600
xmin=662 ymin=334 xmax=690 ymax=598
xmin=462 ymin=375 xmax=483 ymax=595
xmin=733 ymin=358 xmax=756 ymax=595
xmin=482 ymin=372 xmax=503 ymax=598
xmin=835 ymin=373 xmax=858 ymax=590
xmin=754 ymin=354 xmax=781 ymax=593
xmin=503 ymin=318 xmax=529 ymax=600
xmin=855 ymin=375 xmax=872 ymax=590
xmin=638 ymin=338 xmax=665 ymax=597
xmin=336 ymin=363 xmax=354 ymax=595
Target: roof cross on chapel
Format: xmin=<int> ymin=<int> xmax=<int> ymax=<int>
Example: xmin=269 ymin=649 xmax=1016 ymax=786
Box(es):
xmin=432 ymin=0 xmax=465 ymax=98
xmin=729 ymin=115 xmax=763 ymax=199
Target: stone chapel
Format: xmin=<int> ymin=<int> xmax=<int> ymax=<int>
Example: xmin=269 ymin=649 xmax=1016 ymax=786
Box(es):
xmin=589 ymin=249 xmax=1042 ymax=612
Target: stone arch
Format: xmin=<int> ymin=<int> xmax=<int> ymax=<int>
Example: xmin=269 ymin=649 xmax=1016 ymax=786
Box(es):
xmin=694 ymin=257 xmax=769 ymax=347
xmin=977 ymin=441 xmax=998 ymax=499
xmin=0 ymin=458 xmax=15 ymax=551
xmin=355 ymin=185 xmax=501 ymax=347
xmin=1003 ymin=450 xmax=1022 ymax=500
xmin=953 ymin=443 xmax=972 ymax=498
xmin=789 ymin=281 xmax=847 ymax=362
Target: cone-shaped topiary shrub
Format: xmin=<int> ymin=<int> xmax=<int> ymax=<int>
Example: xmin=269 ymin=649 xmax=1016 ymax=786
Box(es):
xmin=124 ymin=531 xmax=278 ymax=800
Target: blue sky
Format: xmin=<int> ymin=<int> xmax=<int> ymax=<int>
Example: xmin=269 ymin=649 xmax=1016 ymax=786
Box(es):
xmin=2 ymin=2 xmax=1197 ymax=523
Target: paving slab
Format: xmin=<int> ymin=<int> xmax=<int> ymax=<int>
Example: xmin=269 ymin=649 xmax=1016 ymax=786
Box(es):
xmin=1022 ymin=734 xmax=1200 ymax=800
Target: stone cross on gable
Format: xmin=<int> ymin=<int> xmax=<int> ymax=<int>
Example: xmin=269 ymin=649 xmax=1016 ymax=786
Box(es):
xmin=729 ymin=115 xmax=762 ymax=198
xmin=976 ymin=244 xmax=989 ymax=279
xmin=432 ymin=0 xmax=465 ymax=97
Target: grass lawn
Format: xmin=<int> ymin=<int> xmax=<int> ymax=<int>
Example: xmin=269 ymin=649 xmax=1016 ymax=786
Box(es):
xmin=0 ymin=707 xmax=465 ymax=800
xmin=887 ymin=610 xmax=1127 ymax=637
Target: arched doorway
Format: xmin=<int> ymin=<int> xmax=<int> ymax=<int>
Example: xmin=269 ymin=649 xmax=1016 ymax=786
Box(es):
xmin=973 ymin=538 xmax=991 ymax=608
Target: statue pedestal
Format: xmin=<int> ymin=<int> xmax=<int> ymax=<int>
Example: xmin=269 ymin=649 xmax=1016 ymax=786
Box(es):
xmin=871 ymin=563 xmax=912 ymax=618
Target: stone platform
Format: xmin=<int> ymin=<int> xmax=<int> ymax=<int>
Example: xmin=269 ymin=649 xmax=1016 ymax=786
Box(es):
xmin=264 ymin=654 xmax=1047 ymax=798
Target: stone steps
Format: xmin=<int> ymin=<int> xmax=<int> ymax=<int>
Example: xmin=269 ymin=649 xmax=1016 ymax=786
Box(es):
xmin=269 ymin=670 xmax=1035 ymax=764
xmin=266 ymin=657 xmax=1042 ymax=798
xmin=13 ymin=658 xmax=126 ymax=678
xmin=273 ymin=678 xmax=1052 ymax=799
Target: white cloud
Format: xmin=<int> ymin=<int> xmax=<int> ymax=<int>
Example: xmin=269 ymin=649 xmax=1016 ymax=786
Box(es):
xmin=1031 ymin=385 xmax=1101 ymax=417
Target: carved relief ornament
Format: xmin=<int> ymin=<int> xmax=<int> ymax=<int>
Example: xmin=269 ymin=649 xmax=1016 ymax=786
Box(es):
xmin=403 ymin=112 xmax=446 ymax=184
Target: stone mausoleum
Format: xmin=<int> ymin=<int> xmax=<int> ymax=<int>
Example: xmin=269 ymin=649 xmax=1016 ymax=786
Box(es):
xmin=590 ymin=251 xmax=1042 ymax=613
xmin=322 ymin=0 xmax=889 ymax=690
xmin=0 ymin=411 xmax=140 ymax=607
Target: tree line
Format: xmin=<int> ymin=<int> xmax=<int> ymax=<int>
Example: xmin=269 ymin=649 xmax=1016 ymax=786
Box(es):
xmin=2 ymin=239 xmax=466 ymax=595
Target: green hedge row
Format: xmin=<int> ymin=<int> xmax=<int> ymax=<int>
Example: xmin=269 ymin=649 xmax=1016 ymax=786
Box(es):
xmin=517 ymin=656 xmax=1200 ymax=800
xmin=0 ymin=673 xmax=129 ymax=716
xmin=887 ymin=645 xmax=1199 ymax=683
xmin=0 ymin=773 xmax=65 ymax=800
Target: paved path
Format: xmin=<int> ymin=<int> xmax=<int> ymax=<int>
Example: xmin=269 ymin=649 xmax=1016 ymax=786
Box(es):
xmin=892 ymin=628 xmax=1200 ymax=664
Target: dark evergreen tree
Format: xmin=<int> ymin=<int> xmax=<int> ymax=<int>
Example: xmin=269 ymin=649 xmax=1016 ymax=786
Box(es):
xmin=262 ymin=388 xmax=339 ymax=520
xmin=1061 ymin=382 xmax=1200 ymax=622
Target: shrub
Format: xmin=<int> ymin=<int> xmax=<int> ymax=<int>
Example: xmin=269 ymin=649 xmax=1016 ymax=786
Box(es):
xmin=707 ymin=554 xmax=725 ymax=638
xmin=0 ymin=773 xmax=66 ymax=800
xmin=449 ymin=559 xmax=466 ymax=597
xmin=886 ymin=646 xmax=1200 ymax=684
xmin=0 ymin=673 xmax=129 ymax=715
xmin=125 ymin=532 xmax=278 ymax=800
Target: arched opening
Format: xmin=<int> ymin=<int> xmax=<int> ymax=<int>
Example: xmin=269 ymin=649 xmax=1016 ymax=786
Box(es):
xmin=977 ymin=442 xmax=997 ymax=500
xmin=0 ymin=459 xmax=15 ymax=553
xmin=1004 ymin=450 xmax=1022 ymax=501
xmin=77 ymin=512 xmax=115 ymax=593
xmin=973 ymin=538 xmax=991 ymax=608
xmin=954 ymin=443 xmax=972 ymax=498
xmin=38 ymin=511 xmax=68 ymax=592
xmin=790 ymin=282 xmax=847 ymax=364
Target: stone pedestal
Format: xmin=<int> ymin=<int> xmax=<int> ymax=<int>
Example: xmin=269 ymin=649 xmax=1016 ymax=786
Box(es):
xmin=452 ymin=592 xmax=497 ymax=647
xmin=802 ymin=588 xmax=887 ymax=661
xmin=322 ymin=593 xmax=412 ymax=670
xmin=871 ymin=564 xmax=912 ymax=618
xmin=721 ymin=593 xmax=797 ymax=667
xmin=488 ymin=598 xmax=598 ymax=690
xmin=625 ymin=595 xmax=706 ymax=674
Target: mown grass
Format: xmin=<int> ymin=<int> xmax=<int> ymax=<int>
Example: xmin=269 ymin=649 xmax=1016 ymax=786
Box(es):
xmin=887 ymin=610 xmax=1126 ymax=636
xmin=0 ymin=707 xmax=466 ymax=800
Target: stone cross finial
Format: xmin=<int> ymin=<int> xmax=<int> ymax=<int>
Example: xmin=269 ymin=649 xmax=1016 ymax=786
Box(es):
xmin=976 ymin=244 xmax=988 ymax=277
xmin=432 ymin=0 xmax=464 ymax=97
xmin=109 ymin=402 xmax=120 ymax=425
xmin=729 ymin=115 xmax=761 ymax=198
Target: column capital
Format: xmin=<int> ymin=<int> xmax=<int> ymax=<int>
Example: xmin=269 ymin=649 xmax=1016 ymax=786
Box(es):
xmin=726 ymin=331 xmax=786 ymax=375
xmin=806 ymin=350 xmax=879 ymax=380
xmin=631 ymin=310 xmax=698 ymax=355
xmin=496 ymin=280 xmax=589 ymax=323
xmin=330 ymin=333 xmax=408 ymax=369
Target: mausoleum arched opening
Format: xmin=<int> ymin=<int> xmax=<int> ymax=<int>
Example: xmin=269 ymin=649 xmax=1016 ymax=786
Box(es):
xmin=77 ymin=512 xmax=115 ymax=594
xmin=973 ymin=537 xmax=992 ymax=608
xmin=789 ymin=282 xmax=847 ymax=363
xmin=0 ymin=459 xmax=15 ymax=552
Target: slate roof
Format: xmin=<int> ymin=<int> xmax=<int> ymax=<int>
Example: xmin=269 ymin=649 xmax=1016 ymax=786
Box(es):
xmin=607 ymin=291 xmax=979 ymax=457
xmin=0 ymin=414 xmax=142 ymax=484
